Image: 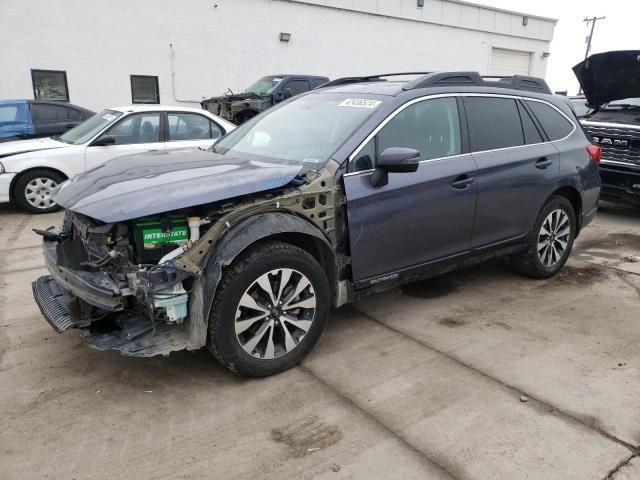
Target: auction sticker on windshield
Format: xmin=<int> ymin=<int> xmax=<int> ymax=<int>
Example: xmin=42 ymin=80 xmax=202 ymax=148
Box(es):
xmin=339 ymin=99 xmax=382 ymax=109
xmin=102 ymin=113 xmax=117 ymax=121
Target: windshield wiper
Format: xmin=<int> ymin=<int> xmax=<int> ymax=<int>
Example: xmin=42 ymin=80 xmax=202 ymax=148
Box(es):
xmin=51 ymin=134 xmax=67 ymax=143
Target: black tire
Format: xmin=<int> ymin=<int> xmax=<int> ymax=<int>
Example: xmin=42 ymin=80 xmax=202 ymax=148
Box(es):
xmin=512 ymin=195 xmax=577 ymax=279
xmin=14 ymin=169 xmax=65 ymax=214
xmin=208 ymin=241 xmax=330 ymax=377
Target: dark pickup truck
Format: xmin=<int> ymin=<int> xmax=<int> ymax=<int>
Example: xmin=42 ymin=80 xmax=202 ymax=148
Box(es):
xmin=201 ymin=74 xmax=329 ymax=124
xmin=574 ymin=50 xmax=640 ymax=204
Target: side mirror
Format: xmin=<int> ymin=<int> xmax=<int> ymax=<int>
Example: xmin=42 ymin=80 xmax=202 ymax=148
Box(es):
xmin=283 ymin=88 xmax=294 ymax=99
xmin=92 ymin=135 xmax=116 ymax=146
xmin=370 ymin=147 xmax=420 ymax=187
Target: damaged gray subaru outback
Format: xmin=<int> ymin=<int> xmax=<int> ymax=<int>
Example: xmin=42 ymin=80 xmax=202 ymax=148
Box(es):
xmin=33 ymin=72 xmax=601 ymax=377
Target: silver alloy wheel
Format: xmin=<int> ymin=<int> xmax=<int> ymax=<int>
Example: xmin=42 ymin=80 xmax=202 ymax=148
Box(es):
xmin=537 ymin=209 xmax=570 ymax=267
xmin=24 ymin=177 xmax=58 ymax=209
xmin=234 ymin=268 xmax=316 ymax=360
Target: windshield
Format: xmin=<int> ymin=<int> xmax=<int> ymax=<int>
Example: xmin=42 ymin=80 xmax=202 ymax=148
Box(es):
xmin=244 ymin=76 xmax=284 ymax=95
xmin=59 ymin=110 xmax=123 ymax=144
xmin=214 ymin=93 xmax=385 ymax=166
xmin=602 ymin=98 xmax=640 ymax=110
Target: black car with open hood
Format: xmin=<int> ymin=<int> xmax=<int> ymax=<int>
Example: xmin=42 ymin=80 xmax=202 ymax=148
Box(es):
xmin=576 ymin=50 xmax=640 ymax=204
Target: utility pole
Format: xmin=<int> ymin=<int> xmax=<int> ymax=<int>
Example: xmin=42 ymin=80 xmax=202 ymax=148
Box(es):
xmin=579 ymin=16 xmax=605 ymax=94
xmin=583 ymin=16 xmax=605 ymax=59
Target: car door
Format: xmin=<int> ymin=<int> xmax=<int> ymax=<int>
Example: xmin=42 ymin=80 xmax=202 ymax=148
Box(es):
xmin=463 ymin=95 xmax=560 ymax=248
xmin=343 ymin=96 xmax=478 ymax=284
xmin=165 ymin=112 xmax=225 ymax=151
xmin=30 ymin=102 xmax=77 ymax=138
xmin=84 ymin=111 xmax=165 ymax=171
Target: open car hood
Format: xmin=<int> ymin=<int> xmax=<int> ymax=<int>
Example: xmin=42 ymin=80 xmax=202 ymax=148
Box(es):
xmin=53 ymin=149 xmax=303 ymax=223
xmin=573 ymin=50 xmax=640 ymax=107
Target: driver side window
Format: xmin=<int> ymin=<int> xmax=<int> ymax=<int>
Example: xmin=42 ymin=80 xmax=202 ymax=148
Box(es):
xmin=101 ymin=112 xmax=161 ymax=145
xmin=351 ymin=97 xmax=461 ymax=172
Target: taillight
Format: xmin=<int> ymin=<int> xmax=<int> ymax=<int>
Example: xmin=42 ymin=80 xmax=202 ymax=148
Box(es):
xmin=587 ymin=144 xmax=601 ymax=166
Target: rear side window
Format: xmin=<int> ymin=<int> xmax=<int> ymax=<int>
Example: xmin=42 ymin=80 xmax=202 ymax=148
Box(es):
xmin=525 ymin=101 xmax=574 ymax=141
xmin=517 ymin=101 xmax=543 ymax=144
xmin=283 ymin=79 xmax=310 ymax=96
xmin=68 ymin=109 xmax=83 ymax=121
xmin=312 ymin=78 xmax=328 ymax=88
xmin=31 ymin=104 xmax=72 ymax=124
xmin=167 ymin=112 xmax=223 ymax=141
xmin=465 ymin=97 xmax=523 ymax=151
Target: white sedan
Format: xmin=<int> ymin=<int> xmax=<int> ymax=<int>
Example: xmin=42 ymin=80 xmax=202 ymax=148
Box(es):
xmin=0 ymin=105 xmax=235 ymax=213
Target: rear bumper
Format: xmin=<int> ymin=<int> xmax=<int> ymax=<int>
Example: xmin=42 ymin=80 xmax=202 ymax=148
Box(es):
xmin=0 ymin=173 xmax=16 ymax=203
xmin=599 ymin=163 xmax=640 ymax=204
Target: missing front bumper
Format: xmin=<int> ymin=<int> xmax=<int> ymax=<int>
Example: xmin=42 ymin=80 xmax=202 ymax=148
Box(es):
xmin=32 ymin=275 xmax=76 ymax=333
xmin=32 ymin=274 xmax=195 ymax=357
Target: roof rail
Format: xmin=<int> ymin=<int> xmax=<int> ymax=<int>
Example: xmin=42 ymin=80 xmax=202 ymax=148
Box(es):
xmin=403 ymin=72 xmax=552 ymax=94
xmin=317 ymin=72 xmax=432 ymax=89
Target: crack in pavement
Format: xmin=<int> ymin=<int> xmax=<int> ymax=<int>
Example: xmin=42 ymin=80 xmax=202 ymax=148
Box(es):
xmin=605 ymin=454 xmax=639 ymax=479
xmin=298 ymin=364 xmax=462 ymax=480
xmin=577 ymin=258 xmax=640 ymax=278
xmin=348 ymin=306 xmax=640 ymax=456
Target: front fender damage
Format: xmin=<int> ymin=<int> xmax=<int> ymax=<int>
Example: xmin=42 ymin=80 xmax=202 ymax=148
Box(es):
xmin=89 ymin=166 xmax=349 ymax=357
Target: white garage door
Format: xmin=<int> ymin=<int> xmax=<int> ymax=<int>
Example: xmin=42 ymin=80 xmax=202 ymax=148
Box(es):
xmin=490 ymin=48 xmax=531 ymax=76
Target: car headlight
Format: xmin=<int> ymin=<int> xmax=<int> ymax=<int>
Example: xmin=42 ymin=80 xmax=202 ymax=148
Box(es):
xmin=0 ymin=162 xmax=4 ymax=174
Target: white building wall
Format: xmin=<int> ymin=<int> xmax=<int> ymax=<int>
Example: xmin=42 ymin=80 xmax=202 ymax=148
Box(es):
xmin=0 ymin=0 xmax=556 ymax=112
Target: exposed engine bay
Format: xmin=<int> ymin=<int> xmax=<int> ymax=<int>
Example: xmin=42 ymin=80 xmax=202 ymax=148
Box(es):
xmin=32 ymin=168 xmax=347 ymax=357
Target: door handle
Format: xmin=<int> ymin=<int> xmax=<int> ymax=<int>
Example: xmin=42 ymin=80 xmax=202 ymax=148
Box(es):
xmin=535 ymin=157 xmax=552 ymax=169
xmin=451 ymin=175 xmax=476 ymax=189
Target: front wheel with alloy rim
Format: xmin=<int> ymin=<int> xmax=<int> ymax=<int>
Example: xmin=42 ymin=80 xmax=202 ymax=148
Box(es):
xmin=512 ymin=195 xmax=577 ymax=279
xmin=208 ymin=241 xmax=330 ymax=377
xmin=14 ymin=169 xmax=65 ymax=213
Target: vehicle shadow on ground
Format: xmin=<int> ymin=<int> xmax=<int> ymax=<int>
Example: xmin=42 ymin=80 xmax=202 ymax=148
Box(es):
xmin=598 ymin=200 xmax=640 ymax=219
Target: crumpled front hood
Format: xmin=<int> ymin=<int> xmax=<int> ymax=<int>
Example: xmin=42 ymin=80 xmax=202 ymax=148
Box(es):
xmin=573 ymin=50 xmax=640 ymax=107
xmin=0 ymin=136 xmax=66 ymax=158
xmin=53 ymin=149 xmax=303 ymax=223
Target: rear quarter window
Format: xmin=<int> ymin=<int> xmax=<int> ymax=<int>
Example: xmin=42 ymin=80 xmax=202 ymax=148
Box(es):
xmin=464 ymin=97 xmax=524 ymax=151
xmin=526 ymin=100 xmax=574 ymax=141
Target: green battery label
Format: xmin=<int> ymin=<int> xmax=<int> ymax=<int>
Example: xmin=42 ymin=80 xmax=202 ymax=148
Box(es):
xmin=142 ymin=227 xmax=189 ymax=249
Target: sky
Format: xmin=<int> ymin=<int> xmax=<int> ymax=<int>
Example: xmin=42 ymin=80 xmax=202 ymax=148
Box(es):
xmin=477 ymin=0 xmax=640 ymax=94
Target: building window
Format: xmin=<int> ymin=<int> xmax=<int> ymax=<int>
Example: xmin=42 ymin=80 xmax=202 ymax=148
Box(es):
xmin=31 ymin=69 xmax=69 ymax=101
xmin=131 ymin=75 xmax=160 ymax=104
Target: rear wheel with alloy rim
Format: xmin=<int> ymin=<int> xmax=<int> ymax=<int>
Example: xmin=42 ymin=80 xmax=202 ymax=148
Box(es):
xmin=512 ymin=195 xmax=576 ymax=279
xmin=209 ymin=241 xmax=330 ymax=377
xmin=537 ymin=209 xmax=571 ymax=268
xmin=14 ymin=169 xmax=65 ymax=214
